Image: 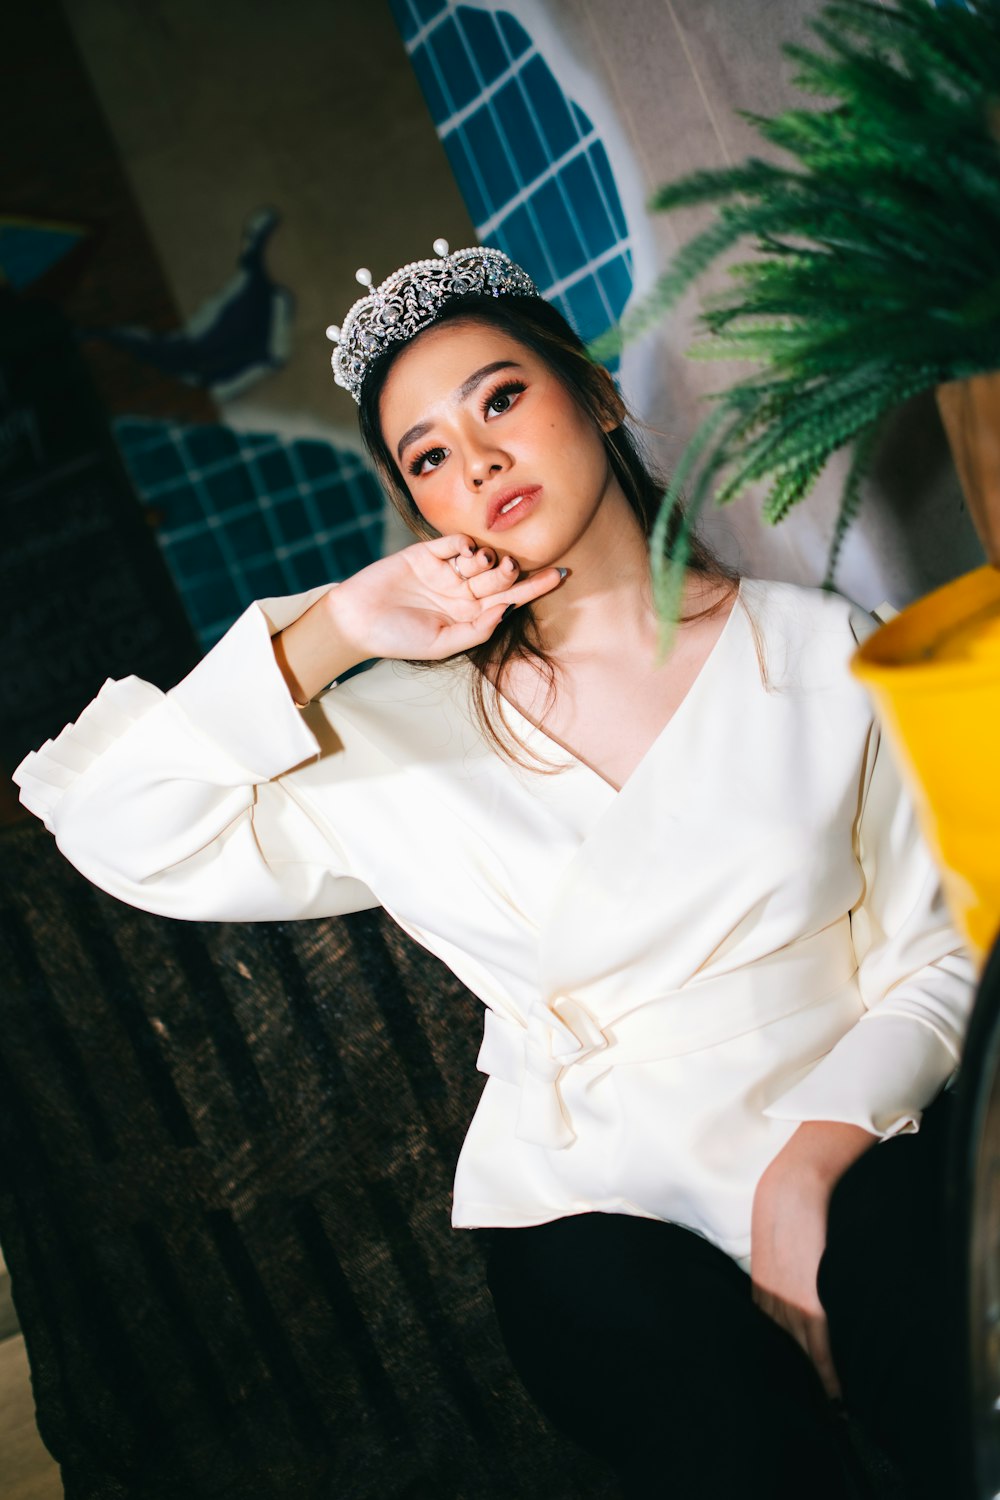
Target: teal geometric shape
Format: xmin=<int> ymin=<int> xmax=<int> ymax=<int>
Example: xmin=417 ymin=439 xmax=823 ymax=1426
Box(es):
xmin=0 ymin=220 xmax=87 ymax=290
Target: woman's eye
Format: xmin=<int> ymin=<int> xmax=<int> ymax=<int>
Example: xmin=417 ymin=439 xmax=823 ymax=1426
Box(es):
xmin=406 ymin=381 xmax=526 ymax=476
xmin=409 ymin=446 xmax=447 ymax=477
xmin=482 ymin=380 xmax=527 ymax=417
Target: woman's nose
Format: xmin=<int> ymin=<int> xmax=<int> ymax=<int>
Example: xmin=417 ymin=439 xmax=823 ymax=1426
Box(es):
xmin=468 ymin=453 xmax=508 ymax=489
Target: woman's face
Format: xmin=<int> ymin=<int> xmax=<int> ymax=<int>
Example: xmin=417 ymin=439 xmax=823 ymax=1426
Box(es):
xmin=377 ymin=319 xmax=616 ymax=569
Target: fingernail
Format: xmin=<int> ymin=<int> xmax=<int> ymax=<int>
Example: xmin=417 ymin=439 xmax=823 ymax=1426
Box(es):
xmin=557 ymin=567 xmax=568 ymax=579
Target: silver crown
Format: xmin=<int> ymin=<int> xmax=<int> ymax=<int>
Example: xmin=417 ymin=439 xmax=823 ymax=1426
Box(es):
xmin=326 ymin=238 xmax=539 ymax=403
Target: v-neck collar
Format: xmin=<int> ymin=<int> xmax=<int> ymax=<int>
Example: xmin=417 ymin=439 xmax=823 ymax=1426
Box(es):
xmin=483 ymin=576 xmax=747 ymax=800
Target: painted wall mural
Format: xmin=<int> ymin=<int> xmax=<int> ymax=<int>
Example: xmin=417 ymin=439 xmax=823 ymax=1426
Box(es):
xmin=80 ymin=204 xmax=383 ymax=650
xmin=83 ymin=209 xmax=295 ymax=404
xmin=116 ymin=417 xmax=384 ymax=649
xmin=0 ymin=214 xmax=92 ymax=297
xmin=2 ymin=4 xmax=398 ymax=733
xmin=388 ymin=1 xmax=636 ymax=361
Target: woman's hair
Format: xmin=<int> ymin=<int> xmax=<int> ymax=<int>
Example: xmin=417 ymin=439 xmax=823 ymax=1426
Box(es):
xmin=357 ymin=291 xmax=751 ymax=771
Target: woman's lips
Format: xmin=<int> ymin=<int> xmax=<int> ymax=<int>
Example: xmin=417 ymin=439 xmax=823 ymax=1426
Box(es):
xmin=487 ymin=487 xmax=542 ymax=532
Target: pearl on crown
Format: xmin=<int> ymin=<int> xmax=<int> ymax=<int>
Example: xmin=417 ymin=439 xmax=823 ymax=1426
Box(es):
xmin=328 ymin=243 xmax=539 ymax=403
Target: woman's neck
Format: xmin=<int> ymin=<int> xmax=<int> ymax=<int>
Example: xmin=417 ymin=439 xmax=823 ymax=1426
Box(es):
xmin=529 ymin=485 xmax=665 ymax=662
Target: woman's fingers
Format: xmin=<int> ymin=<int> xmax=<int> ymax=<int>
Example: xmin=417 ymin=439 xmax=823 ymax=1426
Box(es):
xmin=434 ymin=565 xmax=567 ymax=652
xmin=462 ymin=550 xmax=567 ymax=608
xmin=467 ymin=553 xmax=519 ymax=598
xmin=425 ymin=537 xmax=565 ymax=604
xmin=468 ymin=566 xmax=565 ymax=625
xmin=424 ymin=535 xmax=501 ymax=588
xmin=501 ymin=565 xmax=567 ymax=610
xmin=426 ymin=533 xmax=477 ymax=561
xmin=804 ymin=1315 xmax=843 ymax=1403
xmin=755 ymin=1287 xmax=843 ymax=1404
xmin=412 ymin=537 xmax=568 ymax=653
xmin=467 ymin=545 xmax=497 ymax=574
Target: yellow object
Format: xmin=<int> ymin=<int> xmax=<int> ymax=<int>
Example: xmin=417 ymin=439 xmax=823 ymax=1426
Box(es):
xmin=850 ymin=563 xmax=1000 ymax=973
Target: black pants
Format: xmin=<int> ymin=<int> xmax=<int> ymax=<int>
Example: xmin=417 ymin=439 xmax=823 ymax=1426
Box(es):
xmin=478 ymin=1086 xmax=967 ymax=1499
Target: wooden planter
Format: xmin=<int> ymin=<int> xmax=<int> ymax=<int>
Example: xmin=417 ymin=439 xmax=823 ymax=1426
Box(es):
xmin=936 ymin=371 xmax=1000 ymax=567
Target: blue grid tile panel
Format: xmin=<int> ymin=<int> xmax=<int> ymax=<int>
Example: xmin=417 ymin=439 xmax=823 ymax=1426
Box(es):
xmin=114 ymin=417 xmax=386 ymax=650
xmin=389 ymin=2 xmax=633 ymax=363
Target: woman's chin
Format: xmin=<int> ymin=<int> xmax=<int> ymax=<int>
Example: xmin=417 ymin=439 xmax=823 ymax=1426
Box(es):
xmin=513 ymin=551 xmax=563 ymax=575
xmin=504 ymin=530 xmax=574 ymax=574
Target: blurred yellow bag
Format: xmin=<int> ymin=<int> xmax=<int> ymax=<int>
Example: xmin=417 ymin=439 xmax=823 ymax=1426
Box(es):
xmin=850 ymin=564 xmax=1000 ymax=973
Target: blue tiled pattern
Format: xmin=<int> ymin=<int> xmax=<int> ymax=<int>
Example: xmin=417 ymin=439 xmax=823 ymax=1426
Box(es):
xmin=115 ymin=418 xmax=385 ymax=650
xmin=388 ymin=2 xmax=633 ymax=358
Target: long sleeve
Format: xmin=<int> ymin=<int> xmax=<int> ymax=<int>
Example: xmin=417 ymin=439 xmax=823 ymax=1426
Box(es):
xmin=761 ymin=605 xmax=977 ymax=1141
xmin=11 ymin=583 xmax=379 ymax=923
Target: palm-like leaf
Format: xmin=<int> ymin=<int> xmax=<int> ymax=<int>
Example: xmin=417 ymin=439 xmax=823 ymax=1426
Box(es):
xmin=588 ymin=0 xmax=1000 ymax=625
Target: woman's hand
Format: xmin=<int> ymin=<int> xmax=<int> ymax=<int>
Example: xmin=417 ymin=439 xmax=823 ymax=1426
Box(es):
xmin=273 ymin=533 xmax=563 ymax=705
xmin=331 ymin=532 xmax=566 ymax=664
xmin=750 ymin=1120 xmax=879 ymax=1402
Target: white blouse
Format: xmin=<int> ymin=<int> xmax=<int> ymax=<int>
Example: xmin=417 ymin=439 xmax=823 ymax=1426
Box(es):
xmin=12 ymin=574 xmax=976 ymax=1276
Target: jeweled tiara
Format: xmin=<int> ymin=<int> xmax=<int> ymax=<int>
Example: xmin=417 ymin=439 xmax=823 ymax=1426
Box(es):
xmin=326 ymin=238 xmax=539 ymax=404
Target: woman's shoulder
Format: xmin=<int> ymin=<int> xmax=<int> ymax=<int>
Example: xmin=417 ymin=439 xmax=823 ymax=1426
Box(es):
xmin=740 ymin=572 xmax=881 ymax=643
xmin=734 ymin=573 xmax=884 ymax=694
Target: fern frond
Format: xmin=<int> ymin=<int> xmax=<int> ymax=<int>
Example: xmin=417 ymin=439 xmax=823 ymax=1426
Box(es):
xmin=597 ymin=0 xmax=1000 ymax=624
xmin=822 ymin=414 xmax=886 ymax=587
xmin=587 ymin=210 xmax=755 ymax=362
xmin=648 ymin=159 xmax=791 ymax=213
xmin=761 ymin=454 xmax=830 ymax=524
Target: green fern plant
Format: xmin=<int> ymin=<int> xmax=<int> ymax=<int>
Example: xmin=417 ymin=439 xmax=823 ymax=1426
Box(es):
xmin=587 ymin=0 xmax=1000 ymax=649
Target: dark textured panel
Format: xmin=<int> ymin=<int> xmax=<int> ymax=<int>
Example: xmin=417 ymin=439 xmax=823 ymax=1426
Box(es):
xmin=0 ymin=817 xmax=616 ymax=1498
xmin=0 ymin=1271 xmax=18 ymax=1341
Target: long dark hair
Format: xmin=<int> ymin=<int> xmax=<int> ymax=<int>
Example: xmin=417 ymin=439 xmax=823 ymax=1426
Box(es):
xmin=357 ymin=292 xmax=745 ymax=771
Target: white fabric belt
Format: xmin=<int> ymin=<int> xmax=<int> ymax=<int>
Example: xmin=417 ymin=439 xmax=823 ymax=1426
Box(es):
xmin=477 ymin=918 xmax=862 ymax=1150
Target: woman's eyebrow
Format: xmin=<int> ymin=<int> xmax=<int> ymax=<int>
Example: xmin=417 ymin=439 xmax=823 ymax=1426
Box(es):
xmin=396 ymin=360 xmax=524 ymax=461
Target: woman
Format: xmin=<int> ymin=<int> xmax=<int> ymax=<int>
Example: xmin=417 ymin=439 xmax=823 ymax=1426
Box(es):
xmin=13 ymin=244 xmax=975 ymax=1499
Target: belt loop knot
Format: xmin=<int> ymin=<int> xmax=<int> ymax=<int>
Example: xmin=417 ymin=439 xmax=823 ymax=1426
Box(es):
xmin=514 ymin=995 xmax=609 ymax=1148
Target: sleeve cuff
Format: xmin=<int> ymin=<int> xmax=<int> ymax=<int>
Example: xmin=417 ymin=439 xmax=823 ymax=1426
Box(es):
xmin=166 ymin=584 xmax=336 ymax=779
xmin=12 ymin=675 xmax=165 ymax=833
xmin=12 ymin=584 xmax=337 ymax=830
xmin=761 ymin=1012 xmax=960 ymax=1140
